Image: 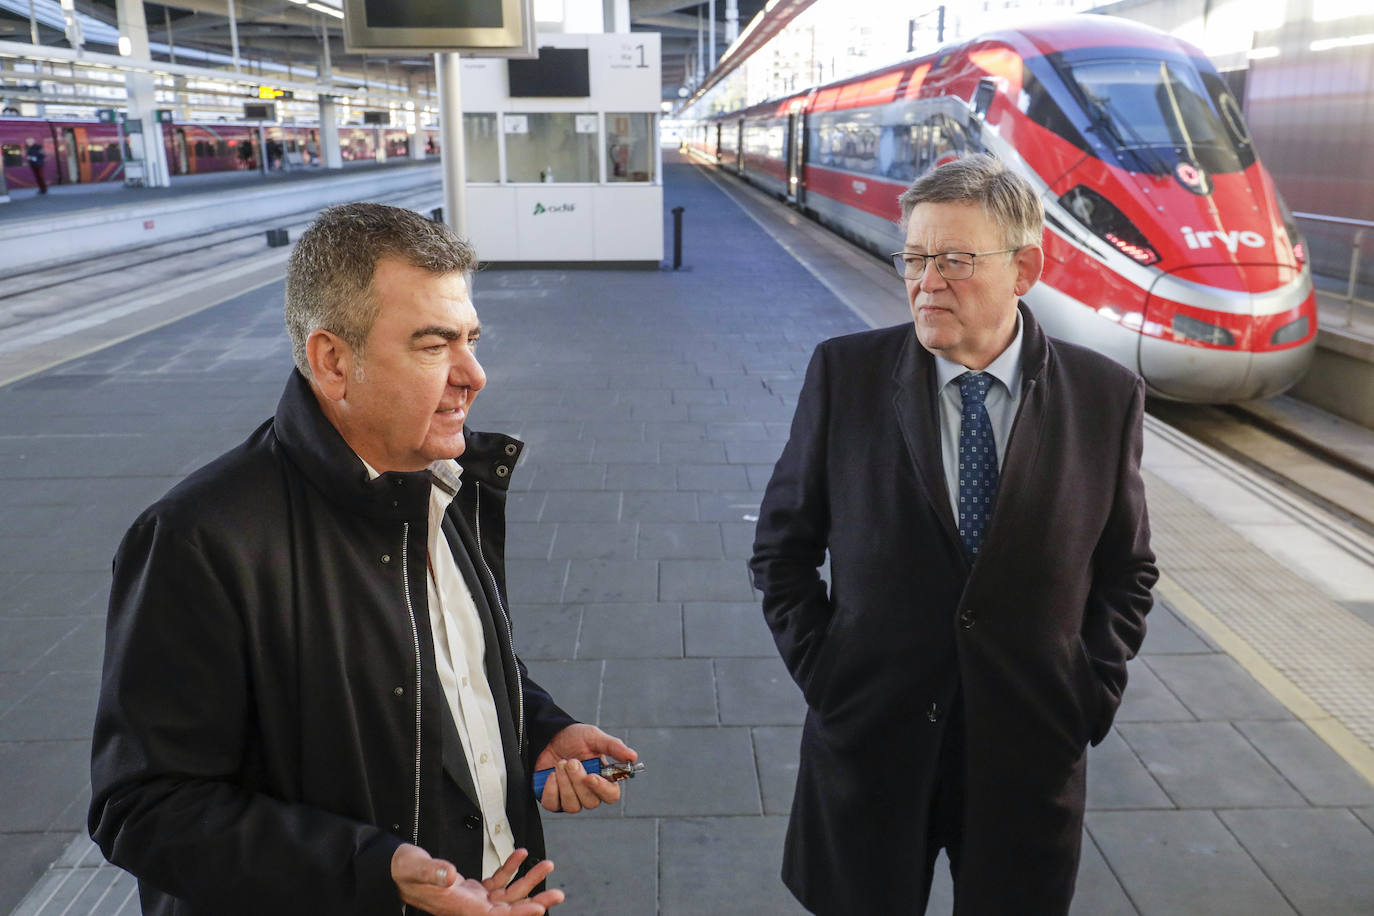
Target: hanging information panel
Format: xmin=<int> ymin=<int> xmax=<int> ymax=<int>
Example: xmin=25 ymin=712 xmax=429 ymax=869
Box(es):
xmin=342 ymin=0 xmax=536 ymax=57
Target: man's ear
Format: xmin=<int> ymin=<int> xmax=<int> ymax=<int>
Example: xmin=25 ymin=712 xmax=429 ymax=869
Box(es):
xmin=1013 ymin=245 xmax=1044 ymax=297
xmin=305 ymin=329 xmax=353 ymax=402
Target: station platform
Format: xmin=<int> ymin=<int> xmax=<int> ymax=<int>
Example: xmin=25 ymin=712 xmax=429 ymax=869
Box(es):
xmin=0 ymin=159 xmax=442 ymax=277
xmin=1 ymin=152 xmax=1372 ymax=915
xmin=0 ymin=158 xmax=421 ymax=220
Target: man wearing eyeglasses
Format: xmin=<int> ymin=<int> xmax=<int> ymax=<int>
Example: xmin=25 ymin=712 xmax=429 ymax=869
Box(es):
xmin=751 ymin=154 xmax=1156 ymax=915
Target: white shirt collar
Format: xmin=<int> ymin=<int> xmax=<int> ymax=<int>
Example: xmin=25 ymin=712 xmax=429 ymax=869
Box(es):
xmin=932 ymin=310 xmax=1024 ymax=396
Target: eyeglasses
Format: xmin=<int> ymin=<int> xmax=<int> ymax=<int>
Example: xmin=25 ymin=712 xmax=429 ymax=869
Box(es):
xmin=888 ymin=248 xmax=1020 ymax=281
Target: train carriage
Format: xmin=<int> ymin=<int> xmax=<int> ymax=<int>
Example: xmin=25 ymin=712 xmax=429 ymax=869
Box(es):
xmin=3 ymin=117 xmax=431 ymax=185
xmin=694 ymin=16 xmax=1316 ymax=402
xmin=1 ymin=117 xmax=124 ymax=189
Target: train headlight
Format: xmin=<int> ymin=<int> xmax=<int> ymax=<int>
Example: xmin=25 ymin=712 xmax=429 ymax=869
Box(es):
xmin=1058 ymin=186 xmax=1160 ymax=266
xmin=1172 ymin=314 xmax=1235 ymax=347
xmin=1270 ymin=316 xmax=1309 ymax=346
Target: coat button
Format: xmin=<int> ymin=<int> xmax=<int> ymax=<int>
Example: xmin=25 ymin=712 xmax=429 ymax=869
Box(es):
xmin=391 ymin=823 xmax=401 ymax=832
xmin=959 ymin=608 xmax=976 ymax=629
xmin=504 ymin=443 xmax=518 ymax=456
xmin=393 ymin=686 xmax=404 ymax=696
xmin=927 ymin=702 xmax=940 ymax=722
xmin=381 ymin=554 xmax=391 ymax=565
xmin=495 ymin=465 xmax=509 ymax=478
xmin=463 ymin=814 xmax=481 ymax=830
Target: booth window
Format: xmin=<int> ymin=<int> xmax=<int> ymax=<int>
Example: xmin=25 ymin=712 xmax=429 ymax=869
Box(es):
xmin=504 ymin=113 xmax=597 ymax=183
xmin=606 ymin=113 xmax=653 ymax=182
xmin=464 ymin=113 xmax=499 ymax=182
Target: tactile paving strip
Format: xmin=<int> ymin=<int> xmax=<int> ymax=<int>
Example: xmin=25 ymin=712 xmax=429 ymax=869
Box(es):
xmin=1144 ymin=446 xmax=1374 ymax=760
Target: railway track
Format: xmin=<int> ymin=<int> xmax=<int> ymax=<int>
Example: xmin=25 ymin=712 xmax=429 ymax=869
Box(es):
xmin=1148 ymin=398 xmax=1374 ymax=538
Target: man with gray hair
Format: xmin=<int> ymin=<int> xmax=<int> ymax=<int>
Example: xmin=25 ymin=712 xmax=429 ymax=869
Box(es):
xmin=91 ymin=202 xmax=635 ymax=915
xmin=752 ymin=154 xmax=1157 ymax=914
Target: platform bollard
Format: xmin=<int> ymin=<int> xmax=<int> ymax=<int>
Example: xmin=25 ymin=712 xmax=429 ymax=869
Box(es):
xmin=672 ymin=206 xmax=685 ymax=270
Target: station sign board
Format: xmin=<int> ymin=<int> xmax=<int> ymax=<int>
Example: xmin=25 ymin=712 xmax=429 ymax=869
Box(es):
xmin=257 ymin=86 xmax=295 ymax=100
xmin=244 ymin=102 xmax=277 ymax=121
xmin=154 ymin=109 xmax=175 ymax=123
xmin=96 ymin=108 xmax=118 ymax=123
xmin=341 ymin=0 xmax=536 ymax=57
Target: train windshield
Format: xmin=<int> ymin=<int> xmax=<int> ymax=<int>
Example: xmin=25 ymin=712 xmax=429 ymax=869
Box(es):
xmin=1062 ymin=57 xmax=1255 ymax=176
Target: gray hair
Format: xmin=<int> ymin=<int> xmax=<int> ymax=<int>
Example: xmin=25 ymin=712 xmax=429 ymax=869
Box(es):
xmin=896 ymin=154 xmax=1043 ymax=249
xmin=284 ymin=202 xmax=478 ymax=377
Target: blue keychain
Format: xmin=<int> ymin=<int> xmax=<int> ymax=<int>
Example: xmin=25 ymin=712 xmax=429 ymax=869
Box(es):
xmin=532 ymin=758 xmax=645 ymax=798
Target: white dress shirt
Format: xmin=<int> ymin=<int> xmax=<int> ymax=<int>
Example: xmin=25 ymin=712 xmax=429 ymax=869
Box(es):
xmin=932 ymin=312 xmax=1024 ymax=522
xmin=362 ymin=457 xmax=514 ymax=878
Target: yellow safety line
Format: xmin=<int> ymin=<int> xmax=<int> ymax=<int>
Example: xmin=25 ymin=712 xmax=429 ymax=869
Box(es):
xmin=1154 ymin=570 xmax=1374 ymax=787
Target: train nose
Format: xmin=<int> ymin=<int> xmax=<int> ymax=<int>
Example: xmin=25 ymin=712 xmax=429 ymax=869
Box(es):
xmin=1139 ymin=264 xmax=1315 ymax=402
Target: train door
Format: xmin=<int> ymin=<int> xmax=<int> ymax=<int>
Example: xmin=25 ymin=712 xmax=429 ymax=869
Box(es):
xmin=62 ymin=127 xmax=79 ymax=183
xmin=173 ymin=128 xmax=189 ymax=174
xmin=785 ymin=114 xmax=800 ymax=203
xmin=789 ymin=113 xmax=806 ymax=205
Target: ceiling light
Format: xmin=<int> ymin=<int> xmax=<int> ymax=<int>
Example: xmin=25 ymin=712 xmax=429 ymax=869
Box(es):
xmin=1310 ymin=33 xmax=1374 ymax=51
xmin=306 ymin=2 xmax=345 ymax=18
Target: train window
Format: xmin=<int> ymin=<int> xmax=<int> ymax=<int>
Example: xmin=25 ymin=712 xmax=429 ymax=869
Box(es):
xmin=217 ymin=140 xmax=230 ymax=157
xmin=464 ymin=113 xmax=499 ymax=182
xmin=1063 ymin=57 xmax=1254 ymax=175
xmin=1 ymin=144 xmax=21 ymax=168
xmin=1201 ymin=69 xmax=1256 ymax=169
xmin=504 ymin=112 xmax=597 ymax=183
xmin=88 ymin=145 xmax=105 ymax=163
xmin=606 ymin=113 xmax=653 ymax=182
xmin=106 ymin=143 xmax=121 ymax=163
xmin=195 ymin=140 xmax=209 ymax=157
xmin=929 ymin=116 xmax=969 ymax=167
xmin=1022 ymin=67 xmax=1089 ymax=153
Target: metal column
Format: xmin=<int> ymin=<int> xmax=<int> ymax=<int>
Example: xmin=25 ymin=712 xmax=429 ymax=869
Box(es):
xmin=436 ymin=52 xmax=467 ymax=237
xmin=115 ymin=0 xmax=172 ymax=188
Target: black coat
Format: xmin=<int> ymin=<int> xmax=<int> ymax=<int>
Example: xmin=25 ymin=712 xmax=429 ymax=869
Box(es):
xmin=90 ymin=369 xmax=575 ymax=915
xmin=751 ymin=306 xmax=1157 ymax=915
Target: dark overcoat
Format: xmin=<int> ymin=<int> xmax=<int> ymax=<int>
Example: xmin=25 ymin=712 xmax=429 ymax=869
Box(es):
xmin=751 ymin=305 xmax=1157 ymax=915
xmin=89 ymin=370 xmax=575 ymax=915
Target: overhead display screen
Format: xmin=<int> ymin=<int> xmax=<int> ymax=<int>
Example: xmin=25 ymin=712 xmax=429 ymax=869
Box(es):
xmin=343 ymin=0 xmax=535 ymax=55
xmin=363 ymin=0 xmax=501 ymax=29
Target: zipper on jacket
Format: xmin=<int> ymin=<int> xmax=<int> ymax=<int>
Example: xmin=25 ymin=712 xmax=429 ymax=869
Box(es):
xmin=399 ymin=521 xmax=423 ymax=849
xmin=474 ymin=483 xmax=526 ymax=753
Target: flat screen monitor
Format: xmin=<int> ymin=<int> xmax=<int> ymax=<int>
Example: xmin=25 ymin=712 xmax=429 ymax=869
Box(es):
xmin=508 ymin=48 xmax=590 ymax=98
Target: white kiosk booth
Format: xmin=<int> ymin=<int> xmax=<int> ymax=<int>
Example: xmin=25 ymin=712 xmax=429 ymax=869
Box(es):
xmin=457 ymin=33 xmax=664 ymax=266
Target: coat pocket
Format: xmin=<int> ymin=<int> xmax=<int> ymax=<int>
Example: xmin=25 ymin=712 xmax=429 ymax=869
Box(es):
xmin=801 ymin=604 xmax=849 ymax=712
xmin=1073 ymin=638 xmax=1106 ymax=745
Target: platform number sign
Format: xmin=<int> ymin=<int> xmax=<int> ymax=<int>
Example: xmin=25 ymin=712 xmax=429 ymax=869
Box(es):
xmin=611 ymin=41 xmax=650 ymax=69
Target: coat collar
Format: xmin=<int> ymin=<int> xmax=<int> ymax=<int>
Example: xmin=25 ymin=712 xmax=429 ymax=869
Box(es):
xmin=272 ymin=370 xmax=524 ymax=523
xmin=889 ymin=303 xmax=1050 ymax=564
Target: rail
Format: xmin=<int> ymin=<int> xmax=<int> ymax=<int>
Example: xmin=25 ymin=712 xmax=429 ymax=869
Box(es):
xmin=1292 ymin=211 xmax=1374 ymax=325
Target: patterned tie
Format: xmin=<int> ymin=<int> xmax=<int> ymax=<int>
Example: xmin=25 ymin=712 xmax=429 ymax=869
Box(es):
xmin=957 ymin=372 xmax=999 ymax=561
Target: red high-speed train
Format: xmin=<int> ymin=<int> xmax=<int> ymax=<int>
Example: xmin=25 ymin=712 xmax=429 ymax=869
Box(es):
xmin=687 ymin=16 xmax=1315 ymax=402
xmin=2 ymin=117 xmax=430 ymax=191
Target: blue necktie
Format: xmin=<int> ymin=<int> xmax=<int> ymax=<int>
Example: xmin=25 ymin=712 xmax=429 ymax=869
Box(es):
xmin=957 ymin=372 xmax=999 ymax=561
